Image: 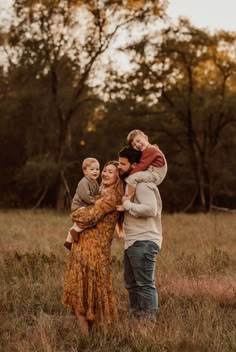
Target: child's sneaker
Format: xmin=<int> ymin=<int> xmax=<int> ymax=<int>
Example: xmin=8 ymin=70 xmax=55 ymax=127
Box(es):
xmin=64 ymin=241 xmax=72 ymax=251
xmin=70 ymin=228 xmax=79 ymax=242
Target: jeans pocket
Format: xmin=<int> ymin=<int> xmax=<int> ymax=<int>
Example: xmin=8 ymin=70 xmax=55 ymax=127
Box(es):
xmin=148 ymin=241 xmax=159 ymax=254
xmin=144 ymin=241 xmax=159 ymax=262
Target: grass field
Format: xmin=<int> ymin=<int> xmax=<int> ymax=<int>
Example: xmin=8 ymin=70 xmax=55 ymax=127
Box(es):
xmin=0 ymin=210 xmax=235 ymax=352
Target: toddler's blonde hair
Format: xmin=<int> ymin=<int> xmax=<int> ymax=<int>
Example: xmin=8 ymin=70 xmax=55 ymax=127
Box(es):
xmin=82 ymin=157 xmax=100 ymax=170
xmin=127 ymin=129 xmax=145 ymax=145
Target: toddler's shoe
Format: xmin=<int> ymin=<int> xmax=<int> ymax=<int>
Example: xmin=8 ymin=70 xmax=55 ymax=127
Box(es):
xmin=64 ymin=241 xmax=72 ymax=251
xmin=70 ymin=228 xmax=79 ymax=242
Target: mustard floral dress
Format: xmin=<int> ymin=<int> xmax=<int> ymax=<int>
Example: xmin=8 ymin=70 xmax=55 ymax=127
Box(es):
xmin=61 ymin=185 xmax=122 ymax=329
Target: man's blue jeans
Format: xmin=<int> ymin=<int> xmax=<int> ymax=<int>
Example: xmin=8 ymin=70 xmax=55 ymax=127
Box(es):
xmin=124 ymin=240 xmax=160 ymax=320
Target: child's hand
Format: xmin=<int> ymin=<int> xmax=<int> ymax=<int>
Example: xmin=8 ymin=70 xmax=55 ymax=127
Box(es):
xmin=116 ymin=205 xmax=125 ymax=212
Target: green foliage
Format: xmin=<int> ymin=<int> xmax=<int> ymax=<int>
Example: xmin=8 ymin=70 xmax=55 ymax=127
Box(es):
xmin=104 ymin=20 xmax=236 ymax=211
xmin=15 ymin=156 xmax=59 ymax=204
xmin=0 ymin=1 xmax=236 ymax=210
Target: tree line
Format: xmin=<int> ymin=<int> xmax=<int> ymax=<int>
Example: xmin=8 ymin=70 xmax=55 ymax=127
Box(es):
xmin=0 ymin=0 xmax=236 ymax=212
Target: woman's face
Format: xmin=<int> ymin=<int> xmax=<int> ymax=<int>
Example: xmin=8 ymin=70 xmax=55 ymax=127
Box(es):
xmin=101 ymin=164 xmax=119 ymax=188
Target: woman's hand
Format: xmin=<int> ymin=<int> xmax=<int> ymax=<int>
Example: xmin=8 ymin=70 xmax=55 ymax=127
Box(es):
xmin=116 ymin=195 xmax=132 ymax=212
xmin=116 ymin=204 xmax=125 ymax=212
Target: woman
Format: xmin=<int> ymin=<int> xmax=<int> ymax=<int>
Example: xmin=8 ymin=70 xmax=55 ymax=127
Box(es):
xmin=61 ymin=161 xmax=124 ymax=334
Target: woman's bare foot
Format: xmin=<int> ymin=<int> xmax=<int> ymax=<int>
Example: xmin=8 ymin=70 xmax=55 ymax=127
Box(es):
xmin=75 ymin=311 xmax=89 ymax=336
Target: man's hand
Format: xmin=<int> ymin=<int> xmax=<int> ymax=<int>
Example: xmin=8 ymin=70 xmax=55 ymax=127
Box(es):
xmin=116 ymin=194 xmax=133 ymax=212
xmin=122 ymin=194 xmax=132 ymax=203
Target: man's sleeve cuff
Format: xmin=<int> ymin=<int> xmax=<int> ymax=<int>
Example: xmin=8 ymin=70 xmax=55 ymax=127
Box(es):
xmin=123 ymin=199 xmax=132 ymax=211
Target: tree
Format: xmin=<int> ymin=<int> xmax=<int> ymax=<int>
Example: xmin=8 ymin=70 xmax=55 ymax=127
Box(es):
xmin=108 ymin=19 xmax=236 ymax=211
xmin=158 ymin=22 xmax=236 ymax=210
xmin=5 ymin=0 xmax=166 ymax=209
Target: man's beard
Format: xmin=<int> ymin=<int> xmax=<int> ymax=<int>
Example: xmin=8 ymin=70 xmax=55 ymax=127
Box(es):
xmin=119 ymin=166 xmax=133 ymax=179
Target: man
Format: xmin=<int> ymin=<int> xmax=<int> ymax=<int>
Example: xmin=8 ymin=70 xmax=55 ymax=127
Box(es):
xmin=117 ymin=146 xmax=163 ymax=321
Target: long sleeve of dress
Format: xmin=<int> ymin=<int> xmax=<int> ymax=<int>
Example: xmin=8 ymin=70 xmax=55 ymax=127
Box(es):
xmin=71 ymin=188 xmax=120 ymax=229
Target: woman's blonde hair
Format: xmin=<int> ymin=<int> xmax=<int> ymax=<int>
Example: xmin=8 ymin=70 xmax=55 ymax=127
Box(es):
xmin=102 ymin=160 xmax=125 ymax=235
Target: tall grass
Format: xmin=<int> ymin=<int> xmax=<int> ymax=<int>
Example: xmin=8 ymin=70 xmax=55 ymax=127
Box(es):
xmin=0 ymin=210 xmax=235 ymax=351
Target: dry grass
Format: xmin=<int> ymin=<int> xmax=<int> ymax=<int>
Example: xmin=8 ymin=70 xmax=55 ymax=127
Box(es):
xmin=0 ymin=210 xmax=235 ymax=351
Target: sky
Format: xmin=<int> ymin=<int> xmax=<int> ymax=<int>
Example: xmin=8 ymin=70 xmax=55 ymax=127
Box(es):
xmin=167 ymin=0 xmax=236 ymax=32
xmin=1 ymin=0 xmax=236 ymax=32
xmin=1 ymin=0 xmax=236 ymax=71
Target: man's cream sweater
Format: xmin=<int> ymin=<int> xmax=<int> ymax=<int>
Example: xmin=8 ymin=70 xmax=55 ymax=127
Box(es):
xmin=123 ymin=182 xmax=163 ymax=250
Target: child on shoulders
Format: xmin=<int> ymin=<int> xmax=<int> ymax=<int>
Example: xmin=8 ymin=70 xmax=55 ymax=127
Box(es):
xmin=125 ymin=129 xmax=167 ymax=198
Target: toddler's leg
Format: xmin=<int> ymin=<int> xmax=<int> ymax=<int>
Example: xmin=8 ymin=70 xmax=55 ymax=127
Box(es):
xmin=66 ymin=231 xmax=73 ymax=242
xmin=70 ymin=222 xmax=83 ymax=242
xmin=64 ymin=230 xmax=73 ymax=250
xmin=63 ymin=223 xmax=83 ymax=250
xmin=70 ymin=228 xmax=79 ymax=243
xmin=64 ymin=225 xmax=78 ymax=251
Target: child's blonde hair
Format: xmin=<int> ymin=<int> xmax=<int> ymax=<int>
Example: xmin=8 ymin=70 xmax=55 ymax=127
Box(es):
xmin=127 ymin=129 xmax=146 ymax=145
xmin=82 ymin=157 xmax=100 ymax=170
